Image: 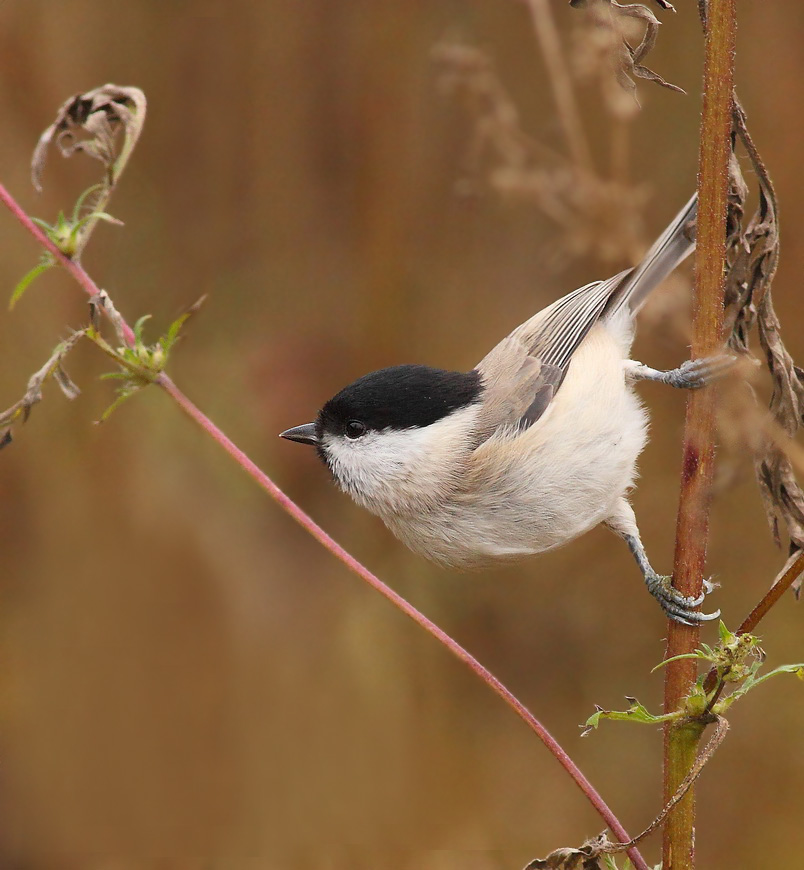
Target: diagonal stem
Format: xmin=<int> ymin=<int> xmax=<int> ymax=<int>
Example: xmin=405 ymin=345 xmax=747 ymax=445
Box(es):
xmin=702 ymin=550 xmax=804 ymax=694
xmin=0 ymin=178 xmax=649 ymax=870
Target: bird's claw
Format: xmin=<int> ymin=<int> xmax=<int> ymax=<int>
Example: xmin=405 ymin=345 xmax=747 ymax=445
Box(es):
xmin=666 ymin=354 xmax=735 ymax=390
xmin=646 ymin=573 xmax=720 ymax=625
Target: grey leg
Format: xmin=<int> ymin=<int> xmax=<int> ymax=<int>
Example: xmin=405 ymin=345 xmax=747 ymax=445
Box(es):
xmin=624 ymin=355 xmax=734 ymax=390
xmin=604 ymin=499 xmax=719 ymax=625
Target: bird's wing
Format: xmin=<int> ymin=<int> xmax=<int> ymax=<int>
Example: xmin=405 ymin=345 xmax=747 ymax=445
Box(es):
xmin=473 ymin=193 xmax=698 ymax=439
xmin=475 ymin=271 xmax=630 ymax=437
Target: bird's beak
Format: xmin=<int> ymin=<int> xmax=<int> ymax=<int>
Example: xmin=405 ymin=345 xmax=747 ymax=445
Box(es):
xmin=279 ymin=423 xmax=319 ymax=446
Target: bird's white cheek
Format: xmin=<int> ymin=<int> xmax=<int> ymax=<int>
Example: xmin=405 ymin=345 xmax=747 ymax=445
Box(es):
xmin=321 ymin=406 xmax=481 ymax=516
xmin=322 ymin=431 xmax=412 ymax=511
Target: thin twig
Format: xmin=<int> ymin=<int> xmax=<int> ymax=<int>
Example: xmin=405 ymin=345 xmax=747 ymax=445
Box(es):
xmin=702 ymin=550 xmax=804 ymax=694
xmin=736 ymin=551 xmax=804 ymax=635
xmin=0 ymin=179 xmax=649 ymax=870
xmin=606 ymin=715 xmax=728 ymax=853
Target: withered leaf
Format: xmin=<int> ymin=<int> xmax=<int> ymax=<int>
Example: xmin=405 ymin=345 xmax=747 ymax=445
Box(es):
xmin=92 ymin=289 xmax=131 ymax=347
xmin=724 ymin=98 xmax=804 ymax=600
xmin=53 ymin=363 xmax=81 ymax=401
xmin=522 ymin=839 xmax=605 ymax=870
xmin=0 ymin=330 xmax=86 ymax=448
xmin=625 ymin=46 xmax=685 ymax=96
xmin=572 ymin=0 xmax=684 ymax=100
xmin=31 ymin=84 xmax=146 ymax=193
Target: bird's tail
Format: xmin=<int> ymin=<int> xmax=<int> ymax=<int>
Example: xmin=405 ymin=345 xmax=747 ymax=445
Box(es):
xmin=604 ymin=192 xmax=698 ymax=317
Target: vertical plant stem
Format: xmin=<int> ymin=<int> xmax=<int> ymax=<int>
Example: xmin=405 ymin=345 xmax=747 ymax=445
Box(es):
xmin=662 ymin=2 xmax=736 ymax=868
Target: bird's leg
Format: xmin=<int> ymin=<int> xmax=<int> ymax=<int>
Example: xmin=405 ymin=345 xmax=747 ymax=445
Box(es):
xmin=604 ymin=499 xmax=720 ymax=625
xmin=624 ymin=354 xmax=734 ymax=390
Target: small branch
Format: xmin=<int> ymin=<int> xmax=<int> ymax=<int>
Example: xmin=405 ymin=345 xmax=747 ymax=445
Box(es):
xmin=0 ymin=330 xmax=85 ymax=446
xmin=0 ymin=179 xmax=649 ymax=870
xmin=606 ymin=715 xmax=728 ymax=854
xmin=736 ymin=551 xmax=804 ymax=635
xmin=702 ymin=550 xmax=804 ymax=693
xmin=0 ymin=183 xmax=135 ymax=345
xmin=662 ymin=2 xmax=736 ymax=868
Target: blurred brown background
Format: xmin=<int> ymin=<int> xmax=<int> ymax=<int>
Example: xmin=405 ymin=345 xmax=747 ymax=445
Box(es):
xmin=0 ymin=2 xmax=802 ymax=867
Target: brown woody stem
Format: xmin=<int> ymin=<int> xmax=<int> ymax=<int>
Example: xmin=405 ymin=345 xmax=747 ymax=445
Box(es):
xmin=702 ymin=550 xmax=804 ymax=694
xmin=662 ymin=2 xmax=736 ymax=868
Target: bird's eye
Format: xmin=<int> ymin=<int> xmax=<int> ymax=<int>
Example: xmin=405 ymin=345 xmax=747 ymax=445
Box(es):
xmin=345 ymin=420 xmax=366 ymax=439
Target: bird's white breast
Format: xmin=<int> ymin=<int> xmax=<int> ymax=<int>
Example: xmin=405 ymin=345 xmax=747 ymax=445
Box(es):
xmin=389 ymin=318 xmax=647 ymax=566
xmin=326 ymin=316 xmax=648 ymax=568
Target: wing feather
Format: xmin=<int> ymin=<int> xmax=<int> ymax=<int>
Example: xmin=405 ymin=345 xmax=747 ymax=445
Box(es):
xmin=475 ymin=271 xmax=629 ymax=437
xmin=474 ymin=193 xmax=698 ymax=439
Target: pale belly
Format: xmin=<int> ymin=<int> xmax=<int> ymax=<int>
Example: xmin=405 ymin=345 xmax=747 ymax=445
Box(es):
xmin=385 ymin=417 xmax=645 ymax=567
xmin=383 ymin=322 xmax=649 ymax=567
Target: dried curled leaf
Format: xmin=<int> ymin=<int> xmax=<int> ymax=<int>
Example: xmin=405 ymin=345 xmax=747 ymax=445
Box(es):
xmin=523 ymin=835 xmax=611 ymax=870
xmin=0 ymin=330 xmax=85 ymax=449
xmin=723 ymin=100 xmax=804 ymax=596
xmin=570 ymin=0 xmax=683 ymax=107
xmin=615 ymin=2 xmax=684 ymax=94
xmin=31 ymin=84 xmax=146 ymax=193
xmin=29 ymin=85 xmax=144 ymax=262
xmin=89 ymin=289 xmax=131 ymax=347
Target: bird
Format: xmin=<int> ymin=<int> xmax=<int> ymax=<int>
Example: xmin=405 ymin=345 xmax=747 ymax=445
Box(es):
xmin=280 ymin=193 xmax=729 ymax=624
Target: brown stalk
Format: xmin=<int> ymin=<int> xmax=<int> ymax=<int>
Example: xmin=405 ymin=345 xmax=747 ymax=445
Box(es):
xmin=701 ymin=550 xmax=804 ymax=695
xmin=662 ymin=1 xmax=736 ymax=868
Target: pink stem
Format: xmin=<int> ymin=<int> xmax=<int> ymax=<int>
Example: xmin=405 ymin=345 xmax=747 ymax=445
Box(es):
xmin=0 ymin=179 xmax=649 ymax=870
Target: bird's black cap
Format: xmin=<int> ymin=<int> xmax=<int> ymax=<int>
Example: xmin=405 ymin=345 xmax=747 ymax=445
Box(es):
xmin=317 ymin=364 xmax=483 ymax=438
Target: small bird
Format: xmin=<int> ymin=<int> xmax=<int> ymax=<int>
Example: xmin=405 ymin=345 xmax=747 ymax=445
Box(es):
xmin=281 ymin=193 xmax=728 ymax=624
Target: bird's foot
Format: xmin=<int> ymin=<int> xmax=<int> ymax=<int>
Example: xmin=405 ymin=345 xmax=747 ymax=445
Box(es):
xmin=646 ymin=573 xmax=720 ymax=625
xmin=663 ymin=355 xmax=735 ymax=390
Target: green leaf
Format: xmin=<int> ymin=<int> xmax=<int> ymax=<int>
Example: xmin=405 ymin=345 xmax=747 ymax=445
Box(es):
xmin=89 ymin=211 xmax=123 ymax=225
xmin=161 ymin=311 xmax=191 ymax=352
xmin=9 ymin=259 xmax=54 ymax=310
xmin=133 ymin=313 xmax=152 ymax=344
xmin=602 ymin=852 xmax=640 ymax=869
xmin=160 ymin=295 xmax=207 ymax=353
xmin=71 ymin=183 xmax=105 ymax=223
xmin=651 ymin=652 xmax=705 ymax=673
xmin=29 ymin=216 xmax=54 ymax=233
xmin=71 ymin=211 xmax=123 ymax=237
xmin=717 ymin=662 xmax=804 ymax=712
xmin=96 ymin=386 xmax=139 ymax=423
xmin=717 ymin=619 xmax=733 ymax=643
xmin=582 ymin=697 xmax=677 ymax=735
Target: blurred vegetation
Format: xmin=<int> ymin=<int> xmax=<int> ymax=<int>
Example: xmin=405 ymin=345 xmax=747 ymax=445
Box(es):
xmin=0 ymin=2 xmax=802 ymax=866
